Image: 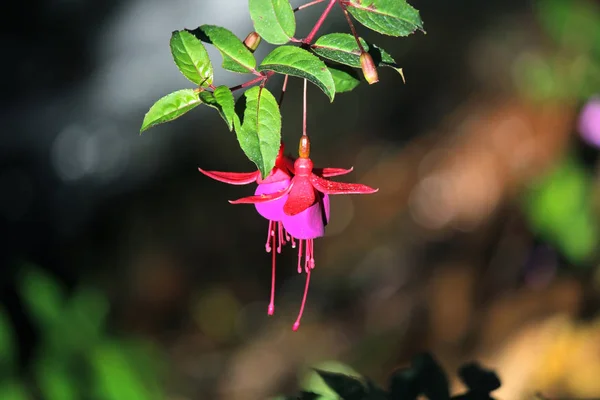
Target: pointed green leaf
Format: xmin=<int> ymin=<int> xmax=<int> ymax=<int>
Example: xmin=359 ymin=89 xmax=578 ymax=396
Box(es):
xmin=234 ymin=86 xmax=281 ymax=178
xmin=328 ymin=66 xmax=360 ymax=93
xmin=346 ymin=0 xmax=424 ymax=37
xmin=314 ymin=369 xmax=367 ymax=400
xmin=313 ymin=33 xmax=405 ymax=79
xmin=19 ymin=266 xmax=64 ymax=328
xmin=249 ymin=0 xmax=296 ymax=45
xmin=36 ymin=360 xmax=77 ymax=400
xmin=258 ymin=46 xmax=336 ymax=101
xmin=170 ymin=30 xmax=213 ymax=86
xmin=140 ymin=89 xmax=201 ymax=133
xmin=0 ymin=311 xmax=15 ymax=371
xmin=192 ymin=25 xmax=257 ymax=73
xmin=199 ymin=86 xmax=236 ymax=131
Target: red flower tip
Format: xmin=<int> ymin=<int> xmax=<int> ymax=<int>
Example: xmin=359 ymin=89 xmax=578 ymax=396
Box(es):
xmin=198 ymin=168 xmax=259 ymax=185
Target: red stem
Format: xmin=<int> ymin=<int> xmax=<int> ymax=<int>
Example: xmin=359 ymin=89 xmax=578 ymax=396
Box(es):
xmin=339 ymin=1 xmax=365 ymax=52
xmin=278 ymin=75 xmax=289 ymax=107
xmin=294 ymin=0 xmax=326 ymax=12
xmin=228 ymin=72 xmax=273 ymax=92
xmin=304 ymin=0 xmax=337 ymax=44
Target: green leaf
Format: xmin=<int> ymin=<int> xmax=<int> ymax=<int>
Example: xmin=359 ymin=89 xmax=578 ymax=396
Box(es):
xmin=0 ymin=311 xmax=15 ymax=371
xmin=312 ymin=33 xmax=405 ymax=79
xmin=346 ymin=0 xmax=424 ymax=37
xmin=258 ymin=46 xmax=336 ymax=101
xmin=249 ymin=0 xmax=296 ymax=45
xmin=234 ymin=86 xmax=281 ymax=178
xmin=0 ymin=380 xmax=30 ymax=400
xmin=140 ymin=89 xmax=201 ymax=133
xmin=19 ymin=266 xmax=64 ymax=328
xmin=170 ymin=30 xmax=213 ymax=86
xmin=36 ymin=360 xmax=78 ymax=400
xmin=192 ymin=25 xmax=257 ymax=73
xmin=314 ymin=370 xmax=367 ymax=400
xmin=328 ymin=66 xmax=360 ymax=93
xmin=199 ymin=86 xmax=236 ymax=131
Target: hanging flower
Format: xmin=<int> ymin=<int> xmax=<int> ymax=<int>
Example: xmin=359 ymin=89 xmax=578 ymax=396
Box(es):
xmin=198 ymin=143 xmax=352 ymax=316
xmin=230 ymin=136 xmax=378 ymax=330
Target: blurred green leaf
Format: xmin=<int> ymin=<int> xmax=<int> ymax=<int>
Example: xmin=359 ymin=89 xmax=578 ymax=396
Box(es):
xmin=36 ymin=360 xmax=78 ymax=400
xmin=0 ymin=380 xmax=30 ymax=400
xmin=19 ymin=266 xmax=64 ymax=328
xmin=140 ymin=89 xmax=201 ymax=133
xmin=388 ymin=367 xmax=420 ymax=400
xmin=170 ymin=30 xmax=213 ymax=86
xmin=346 ymin=0 xmax=424 ymax=37
xmin=91 ymin=341 xmax=154 ymax=400
xmin=234 ymin=86 xmax=281 ymax=178
xmin=0 ymin=310 xmax=15 ymax=372
xmin=314 ymin=369 xmax=367 ymax=400
xmin=300 ymin=361 xmax=363 ymax=399
xmin=249 ymin=0 xmax=296 ymax=45
xmin=193 ymin=25 xmax=257 ymax=73
xmin=258 ymin=46 xmax=336 ymax=102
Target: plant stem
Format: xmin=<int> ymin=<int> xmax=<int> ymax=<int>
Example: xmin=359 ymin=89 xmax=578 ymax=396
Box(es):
xmin=302 ymin=79 xmax=308 ymax=136
xmin=228 ymin=72 xmax=273 ymax=92
xmin=278 ymin=75 xmax=289 ymax=107
xmin=304 ymin=0 xmax=337 ymax=44
xmin=339 ymin=2 xmax=365 ymax=52
xmin=293 ymin=0 xmax=326 ymax=12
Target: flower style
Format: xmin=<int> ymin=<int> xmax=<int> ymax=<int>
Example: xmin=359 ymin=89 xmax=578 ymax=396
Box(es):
xmin=230 ymin=136 xmax=378 ymax=330
xmin=198 ymin=143 xmax=352 ymax=317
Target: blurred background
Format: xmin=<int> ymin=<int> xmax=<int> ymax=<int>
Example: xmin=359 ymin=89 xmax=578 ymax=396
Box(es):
xmin=2 ymin=0 xmax=600 ymax=399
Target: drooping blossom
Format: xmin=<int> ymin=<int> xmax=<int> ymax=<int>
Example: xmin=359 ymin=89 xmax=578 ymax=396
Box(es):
xmin=198 ymin=143 xmax=352 ymax=316
xmin=578 ymin=96 xmax=600 ymax=147
xmin=230 ymin=136 xmax=378 ymax=330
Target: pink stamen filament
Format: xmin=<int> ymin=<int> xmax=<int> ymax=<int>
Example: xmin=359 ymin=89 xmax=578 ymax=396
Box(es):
xmin=297 ymin=240 xmax=303 ymax=273
xmin=268 ymin=228 xmax=276 ymax=315
xmin=292 ymin=269 xmax=311 ymax=331
xmin=265 ymin=220 xmax=274 ymax=252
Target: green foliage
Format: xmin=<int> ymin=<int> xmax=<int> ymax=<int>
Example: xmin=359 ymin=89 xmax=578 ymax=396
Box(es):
xmin=522 ymin=156 xmax=599 ymax=266
xmin=2 ymin=264 xmax=165 ymax=400
xmin=280 ymin=353 xmax=501 ymax=400
xmin=235 ymin=86 xmax=282 ymax=178
xmin=140 ymin=0 xmax=424 ymax=180
xmin=258 ymin=46 xmax=336 ymax=102
xmin=192 ymin=25 xmax=257 ymax=73
xmin=170 ymin=30 xmax=213 ymax=86
xmin=329 ymin=66 xmax=361 ymax=93
xmin=199 ymin=85 xmax=236 ymax=131
xmin=249 ymin=0 xmax=296 ymax=45
xmin=140 ymin=89 xmax=201 ymax=133
xmin=346 ymin=0 xmax=424 ymax=37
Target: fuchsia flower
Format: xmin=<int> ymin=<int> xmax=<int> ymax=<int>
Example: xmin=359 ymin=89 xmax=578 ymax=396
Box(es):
xmin=229 ymin=136 xmax=378 ymax=331
xmin=198 ymin=143 xmax=352 ymax=317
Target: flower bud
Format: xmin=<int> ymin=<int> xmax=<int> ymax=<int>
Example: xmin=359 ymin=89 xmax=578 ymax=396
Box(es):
xmin=243 ymin=32 xmax=261 ymax=53
xmin=360 ymin=52 xmax=379 ymax=85
xmin=299 ymin=136 xmax=310 ymax=159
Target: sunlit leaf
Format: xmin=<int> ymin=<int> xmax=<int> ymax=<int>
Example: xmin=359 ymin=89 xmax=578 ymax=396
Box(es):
xmin=328 ymin=66 xmax=361 ymax=93
xmin=140 ymin=89 xmax=201 ymax=133
xmin=346 ymin=0 xmax=424 ymax=37
xmin=192 ymin=25 xmax=257 ymax=73
xmin=258 ymin=46 xmax=336 ymax=101
xmin=199 ymin=86 xmax=237 ymax=131
xmin=234 ymin=86 xmax=281 ymax=178
xmin=170 ymin=30 xmax=213 ymax=86
xmin=18 ymin=266 xmax=64 ymax=328
xmin=249 ymin=0 xmax=296 ymax=44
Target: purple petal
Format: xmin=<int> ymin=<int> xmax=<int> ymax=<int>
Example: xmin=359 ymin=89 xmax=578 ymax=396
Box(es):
xmin=254 ymin=179 xmax=291 ymax=221
xmin=282 ymin=194 xmax=330 ymax=240
xmin=579 ymin=96 xmax=600 ymax=147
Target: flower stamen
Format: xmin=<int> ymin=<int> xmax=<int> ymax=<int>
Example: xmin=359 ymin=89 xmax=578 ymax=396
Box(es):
xmin=268 ymin=230 xmax=276 ymax=315
xmin=292 ymin=269 xmax=311 ymax=331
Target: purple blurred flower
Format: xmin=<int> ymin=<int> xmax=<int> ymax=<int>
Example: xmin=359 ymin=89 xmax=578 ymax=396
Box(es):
xmin=578 ymin=96 xmax=600 ymax=147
